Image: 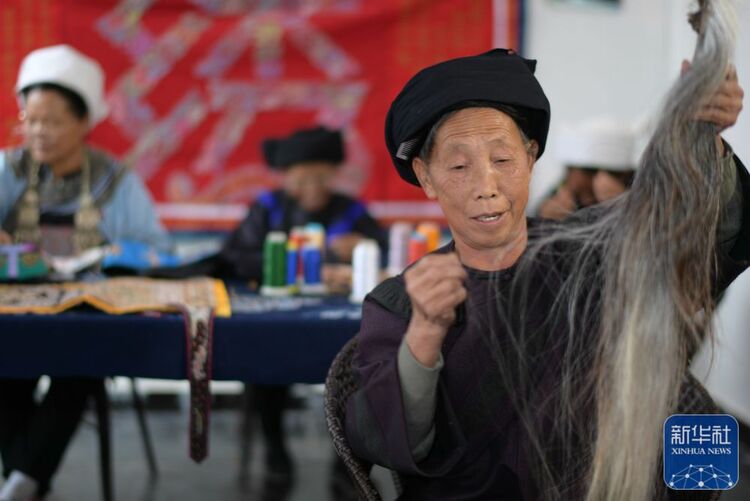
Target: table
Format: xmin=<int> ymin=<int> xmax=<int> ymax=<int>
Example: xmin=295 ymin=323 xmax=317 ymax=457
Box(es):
xmin=0 ymin=291 xmax=362 ymax=384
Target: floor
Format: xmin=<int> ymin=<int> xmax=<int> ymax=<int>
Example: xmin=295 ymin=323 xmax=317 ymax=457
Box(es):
xmin=42 ymin=386 xmax=397 ymax=501
xmin=6 ymin=385 xmax=750 ymax=501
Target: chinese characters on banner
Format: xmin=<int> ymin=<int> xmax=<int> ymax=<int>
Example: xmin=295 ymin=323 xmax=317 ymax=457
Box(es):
xmin=0 ymin=0 xmax=523 ymax=227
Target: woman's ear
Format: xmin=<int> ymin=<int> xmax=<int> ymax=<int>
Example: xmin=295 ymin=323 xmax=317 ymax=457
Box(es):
xmin=526 ymin=140 xmax=540 ymax=171
xmin=412 ymin=157 xmax=437 ymax=199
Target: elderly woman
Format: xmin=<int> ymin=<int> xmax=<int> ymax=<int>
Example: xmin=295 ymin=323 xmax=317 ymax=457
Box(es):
xmin=218 ymin=126 xmax=386 ymax=276
xmin=344 ymin=32 xmax=746 ymax=501
xmin=218 ymin=126 xmax=385 ymax=485
xmin=0 ymin=45 xmax=168 ymax=500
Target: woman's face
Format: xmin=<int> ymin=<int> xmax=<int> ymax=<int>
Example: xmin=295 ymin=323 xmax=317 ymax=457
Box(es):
xmin=283 ymin=162 xmax=337 ymax=213
xmin=21 ymin=88 xmax=88 ymax=167
xmin=593 ymin=170 xmax=629 ymax=203
xmin=566 ymin=167 xmax=596 ymax=208
xmin=413 ymin=107 xmax=537 ymax=258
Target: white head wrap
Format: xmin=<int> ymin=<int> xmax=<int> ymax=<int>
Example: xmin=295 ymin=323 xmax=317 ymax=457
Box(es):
xmin=557 ymin=116 xmax=641 ymax=172
xmin=15 ymin=44 xmax=109 ymax=128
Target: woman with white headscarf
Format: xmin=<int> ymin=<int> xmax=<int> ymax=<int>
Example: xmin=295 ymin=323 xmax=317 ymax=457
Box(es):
xmin=0 ymin=45 xmax=168 ymax=500
xmin=0 ymin=44 xmax=169 ymax=253
xmin=538 ymin=117 xmax=641 ymax=220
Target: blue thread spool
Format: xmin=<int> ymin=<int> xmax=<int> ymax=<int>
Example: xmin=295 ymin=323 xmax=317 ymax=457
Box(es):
xmin=286 ymin=241 xmax=299 ymax=291
xmin=302 ymin=245 xmax=322 ymax=285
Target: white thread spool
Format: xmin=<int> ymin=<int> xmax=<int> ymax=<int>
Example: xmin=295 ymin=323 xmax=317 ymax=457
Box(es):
xmin=350 ymin=239 xmax=381 ymax=303
xmin=387 ymin=222 xmax=412 ymax=276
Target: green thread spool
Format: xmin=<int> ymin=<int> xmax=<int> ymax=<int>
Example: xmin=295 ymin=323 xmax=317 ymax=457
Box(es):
xmin=263 ymin=232 xmax=287 ymax=289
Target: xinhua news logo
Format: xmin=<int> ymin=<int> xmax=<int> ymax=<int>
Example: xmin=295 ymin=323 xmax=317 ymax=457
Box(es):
xmin=663 ymin=414 xmax=739 ymax=490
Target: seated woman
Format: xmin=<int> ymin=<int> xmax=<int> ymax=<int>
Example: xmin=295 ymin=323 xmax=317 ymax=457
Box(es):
xmin=538 ymin=117 xmax=639 ymax=220
xmin=0 ymin=45 xmax=169 ymax=500
xmin=344 ymin=5 xmax=746 ymax=500
xmin=217 ymin=126 xmax=386 ymax=482
xmin=218 ymin=126 xmax=387 ymax=276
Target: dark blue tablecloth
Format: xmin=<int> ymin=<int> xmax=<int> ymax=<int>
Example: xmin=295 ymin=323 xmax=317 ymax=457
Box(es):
xmin=0 ymin=292 xmax=361 ymax=384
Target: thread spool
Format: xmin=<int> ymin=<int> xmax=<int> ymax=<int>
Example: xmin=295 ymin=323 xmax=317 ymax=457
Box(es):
xmin=300 ymin=222 xmax=327 ymax=294
xmin=261 ymin=231 xmax=289 ymax=296
xmin=286 ymin=240 xmax=299 ymax=293
xmin=351 ymin=239 xmax=381 ymax=303
xmin=416 ymin=222 xmax=441 ymax=252
xmin=387 ymin=222 xmax=412 ymax=276
xmin=300 ymin=244 xmax=326 ymax=295
xmin=289 ymin=226 xmax=306 ymax=287
xmin=408 ymin=232 xmax=428 ymax=264
xmin=304 ymin=222 xmax=326 ymax=249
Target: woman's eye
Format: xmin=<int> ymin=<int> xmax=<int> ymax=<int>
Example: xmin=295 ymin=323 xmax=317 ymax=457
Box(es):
xmin=493 ymin=158 xmax=510 ymax=164
xmin=450 ymin=165 xmax=465 ymax=171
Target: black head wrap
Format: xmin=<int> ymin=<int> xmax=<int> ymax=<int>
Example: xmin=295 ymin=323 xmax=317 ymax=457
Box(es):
xmin=262 ymin=126 xmax=344 ymax=170
xmin=385 ymin=48 xmax=551 ymax=186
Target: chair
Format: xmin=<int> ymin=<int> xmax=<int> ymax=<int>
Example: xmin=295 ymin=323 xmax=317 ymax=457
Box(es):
xmin=90 ymin=378 xmax=159 ymax=501
xmin=324 ymin=337 xmax=402 ymax=501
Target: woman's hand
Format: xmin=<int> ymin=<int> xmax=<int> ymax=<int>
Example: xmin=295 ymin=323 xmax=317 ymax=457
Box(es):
xmin=696 ymin=63 xmax=743 ymax=132
xmin=404 ymin=253 xmax=467 ymax=367
xmin=0 ymin=231 xmax=12 ymax=245
xmin=680 ymin=60 xmax=745 ymax=157
xmin=683 ymin=60 xmax=744 ymax=157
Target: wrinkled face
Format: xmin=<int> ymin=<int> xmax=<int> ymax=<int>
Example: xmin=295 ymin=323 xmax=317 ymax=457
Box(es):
xmin=413 ymin=107 xmax=537 ymax=257
xmin=21 ymin=89 xmax=88 ymax=167
xmin=283 ymin=162 xmax=337 ymax=212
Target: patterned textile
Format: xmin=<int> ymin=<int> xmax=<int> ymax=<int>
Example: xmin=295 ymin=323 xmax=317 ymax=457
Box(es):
xmin=0 ymin=277 xmax=231 ymax=316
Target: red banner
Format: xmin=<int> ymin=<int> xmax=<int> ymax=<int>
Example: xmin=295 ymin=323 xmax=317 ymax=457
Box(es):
xmin=1 ymin=0 xmax=522 ymax=226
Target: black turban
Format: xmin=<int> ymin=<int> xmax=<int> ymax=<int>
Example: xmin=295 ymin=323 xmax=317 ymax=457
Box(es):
xmin=262 ymin=126 xmax=344 ymax=169
xmin=385 ymin=48 xmax=551 ymax=186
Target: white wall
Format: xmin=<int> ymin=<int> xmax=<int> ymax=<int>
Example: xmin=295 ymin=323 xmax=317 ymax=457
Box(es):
xmin=524 ymin=0 xmax=749 ymax=207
